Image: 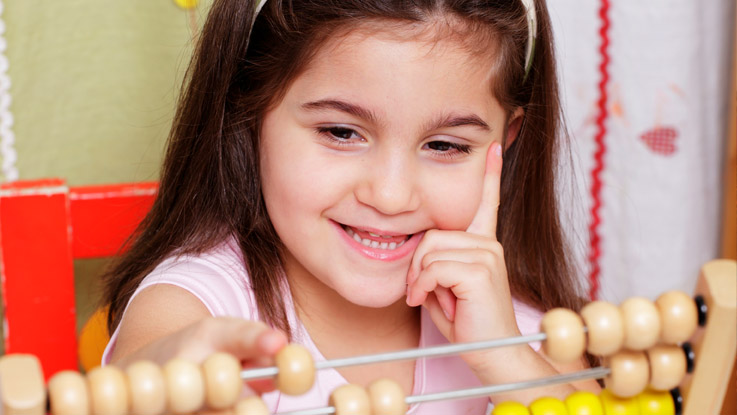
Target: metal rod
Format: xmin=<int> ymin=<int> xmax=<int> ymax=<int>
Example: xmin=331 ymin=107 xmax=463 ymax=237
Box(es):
xmin=241 ymin=333 xmax=547 ymax=381
xmin=276 ymin=367 xmax=610 ymax=415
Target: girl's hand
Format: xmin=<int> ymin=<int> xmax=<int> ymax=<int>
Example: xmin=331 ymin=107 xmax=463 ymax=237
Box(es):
xmin=111 ymin=286 xmax=288 ymax=395
xmin=405 ymin=142 xmax=519 ymax=367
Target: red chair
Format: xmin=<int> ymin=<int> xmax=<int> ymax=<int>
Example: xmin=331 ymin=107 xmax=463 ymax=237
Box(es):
xmin=0 ymin=178 xmax=157 ymax=379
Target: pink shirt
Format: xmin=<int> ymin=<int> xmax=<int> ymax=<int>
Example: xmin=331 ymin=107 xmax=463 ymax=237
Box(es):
xmin=104 ymin=238 xmax=543 ymax=414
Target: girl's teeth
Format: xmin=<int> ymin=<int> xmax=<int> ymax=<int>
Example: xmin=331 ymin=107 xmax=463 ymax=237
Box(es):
xmin=344 ymin=226 xmax=407 ymax=250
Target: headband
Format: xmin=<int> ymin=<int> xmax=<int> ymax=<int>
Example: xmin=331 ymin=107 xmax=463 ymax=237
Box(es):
xmin=252 ymin=0 xmax=537 ymax=79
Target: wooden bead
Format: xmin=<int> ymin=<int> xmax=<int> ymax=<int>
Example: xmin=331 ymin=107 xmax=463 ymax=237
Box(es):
xmin=564 ymin=391 xmax=603 ymax=415
xmin=202 ymin=352 xmax=242 ymax=410
xmin=636 ymin=389 xmax=675 ymax=415
xmin=646 ymin=345 xmax=687 ymax=391
xmin=87 ymin=366 xmax=130 ymax=415
xmin=620 ymin=297 xmax=661 ymax=350
xmin=604 ymin=350 xmax=650 ymax=398
xmin=275 ymin=344 xmax=316 ymax=395
xmin=599 ymin=389 xmax=639 ymax=415
xmin=163 ymin=358 xmax=205 ymax=414
xmin=328 ymin=384 xmax=371 ymax=415
xmin=540 ymin=308 xmax=586 ymax=364
xmin=367 ymin=378 xmax=407 ymax=415
xmin=529 ymin=397 xmax=567 ymax=415
xmin=0 ymin=354 xmax=45 ymax=415
xmin=580 ymin=301 xmax=624 ymax=356
xmin=491 ymin=401 xmax=531 ymax=415
xmin=655 ymin=291 xmax=698 ymax=345
xmin=234 ymin=396 xmax=270 ymax=415
xmin=126 ymin=360 xmax=166 ymax=415
xmin=48 ymin=371 xmax=90 ymax=415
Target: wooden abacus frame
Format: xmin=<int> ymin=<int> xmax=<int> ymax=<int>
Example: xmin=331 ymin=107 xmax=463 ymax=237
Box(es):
xmin=0 ymin=259 xmax=734 ymax=415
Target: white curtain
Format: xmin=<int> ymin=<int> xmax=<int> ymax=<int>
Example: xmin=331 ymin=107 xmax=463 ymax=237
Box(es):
xmin=550 ymin=0 xmax=735 ymax=302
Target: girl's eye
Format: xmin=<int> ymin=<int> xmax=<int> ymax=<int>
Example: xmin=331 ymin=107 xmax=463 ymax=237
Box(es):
xmin=316 ymin=126 xmax=362 ymax=142
xmin=424 ymin=140 xmax=473 ymax=158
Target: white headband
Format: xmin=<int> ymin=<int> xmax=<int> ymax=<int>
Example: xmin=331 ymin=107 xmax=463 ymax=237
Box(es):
xmin=252 ymin=0 xmax=537 ymax=79
xmin=520 ymin=0 xmax=537 ymax=79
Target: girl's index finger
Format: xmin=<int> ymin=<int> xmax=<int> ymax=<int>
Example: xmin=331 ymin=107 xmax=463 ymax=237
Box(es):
xmin=465 ymin=142 xmax=503 ymax=238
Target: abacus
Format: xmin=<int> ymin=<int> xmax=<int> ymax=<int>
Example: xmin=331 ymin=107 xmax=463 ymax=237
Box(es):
xmin=1 ymin=260 xmax=734 ymax=415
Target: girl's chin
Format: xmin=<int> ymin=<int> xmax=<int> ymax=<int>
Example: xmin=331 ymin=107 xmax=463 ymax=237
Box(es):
xmin=336 ymin=285 xmax=408 ymax=309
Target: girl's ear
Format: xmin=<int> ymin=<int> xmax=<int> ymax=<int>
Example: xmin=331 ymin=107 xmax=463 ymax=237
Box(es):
xmin=504 ymin=107 xmax=525 ymax=150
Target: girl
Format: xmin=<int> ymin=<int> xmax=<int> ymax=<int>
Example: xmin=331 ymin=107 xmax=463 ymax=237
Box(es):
xmin=103 ymin=0 xmax=600 ymax=412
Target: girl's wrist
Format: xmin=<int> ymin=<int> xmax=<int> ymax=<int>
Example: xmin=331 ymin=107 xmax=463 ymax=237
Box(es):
xmin=463 ymin=343 xmax=546 ymax=385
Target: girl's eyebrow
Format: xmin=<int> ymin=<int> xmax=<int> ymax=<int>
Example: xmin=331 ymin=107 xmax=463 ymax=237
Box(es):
xmin=423 ymin=112 xmax=491 ymax=132
xmin=301 ymin=99 xmax=380 ymax=125
xmin=301 ymin=98 xmax=491 ymax=132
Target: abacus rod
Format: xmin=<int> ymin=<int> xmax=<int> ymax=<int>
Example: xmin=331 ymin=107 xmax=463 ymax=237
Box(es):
xmin=316 ymin=332 xmax=548 ymax=371
xmin=240 ymin=333 xmax=548 ymax=380
xmin=404 ymin=367 xmax=610 ymax=404
xmin=275 ymin=367 xmax=611 ymax=415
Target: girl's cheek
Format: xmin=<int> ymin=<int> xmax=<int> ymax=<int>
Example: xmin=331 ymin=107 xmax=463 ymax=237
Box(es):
xmin=425 ymin=176 xmax=482 ymax=230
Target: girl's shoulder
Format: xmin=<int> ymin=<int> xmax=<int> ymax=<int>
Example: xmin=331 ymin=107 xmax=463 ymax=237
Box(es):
xmin=139 ymin=236 xmax=256 ymax=318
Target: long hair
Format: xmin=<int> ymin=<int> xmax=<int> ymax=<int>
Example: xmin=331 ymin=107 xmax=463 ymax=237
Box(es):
xmin=104 ymin=0 xmax=584 ymax=336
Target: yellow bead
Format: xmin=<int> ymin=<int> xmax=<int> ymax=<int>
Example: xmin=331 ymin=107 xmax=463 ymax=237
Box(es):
xmin=492 ymin=401 xmax=532 ymax=415
xmin=637 ymin=389 xmax=675 ymax=415
xmin=275 ymin=344 xmax=316 ymax=395
xmin=529 ymin=397 xmax=568 ymax=415
xmin=565 ymin=391 xmax=603 ymax=415
xmin=599 ymin=389 xmax=639 ymax=415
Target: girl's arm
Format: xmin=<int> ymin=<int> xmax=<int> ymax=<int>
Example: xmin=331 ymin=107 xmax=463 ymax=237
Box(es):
xmin=109 ymin=284 xmax=286 ymax=392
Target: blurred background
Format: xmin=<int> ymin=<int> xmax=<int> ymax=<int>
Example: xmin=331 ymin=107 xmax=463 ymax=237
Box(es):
xmin=0 ymin=0 xmax=734 ymax=388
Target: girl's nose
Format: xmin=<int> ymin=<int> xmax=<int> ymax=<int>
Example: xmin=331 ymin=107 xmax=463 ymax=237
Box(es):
xmin=355 ymin=153 xmax=421 ymax=216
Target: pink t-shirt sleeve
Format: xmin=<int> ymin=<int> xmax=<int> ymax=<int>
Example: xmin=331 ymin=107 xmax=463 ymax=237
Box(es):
xmin=102 ymin=240 xmax=257 ymax=365
xmin=512 ymin=298 xmax=543 ymax=350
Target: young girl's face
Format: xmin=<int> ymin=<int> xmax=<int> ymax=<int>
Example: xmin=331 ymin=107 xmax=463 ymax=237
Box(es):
xmin=260 ymin=23 xmax=513 ymax=308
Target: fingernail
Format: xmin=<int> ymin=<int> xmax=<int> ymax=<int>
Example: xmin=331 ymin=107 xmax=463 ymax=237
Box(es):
xmin=494 ymin=143 xmax=502 ymax=158
xmin=442 ymin=308 xmax=451 ymax=320
xmin=259 ymin=330 xmax=285 ymax=353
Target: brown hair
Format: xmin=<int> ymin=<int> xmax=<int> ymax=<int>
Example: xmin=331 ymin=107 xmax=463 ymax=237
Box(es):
xmin=104 ymin=0 xmax=585 ymax=336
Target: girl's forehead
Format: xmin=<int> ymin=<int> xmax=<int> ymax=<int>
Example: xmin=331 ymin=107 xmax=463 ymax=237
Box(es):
xmin=318 ymin=17 xmax=499 ymax=67
xmin=283 ymin=24 xmax=505 ymax=129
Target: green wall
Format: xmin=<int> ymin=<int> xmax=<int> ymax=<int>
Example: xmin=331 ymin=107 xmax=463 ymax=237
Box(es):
xmin=5 ymin=0 xmax=212 ymax=185
xmin=1 ymin=0 xmax=213 ymax=359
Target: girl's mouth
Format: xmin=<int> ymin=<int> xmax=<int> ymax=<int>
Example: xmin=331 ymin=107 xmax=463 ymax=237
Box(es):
xmin=340 ymin=224 xmax=412 ymax=251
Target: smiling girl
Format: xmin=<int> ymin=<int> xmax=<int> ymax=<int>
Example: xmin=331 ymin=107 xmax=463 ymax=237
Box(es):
xmin=102 ymin=0 xmax=599 ymax=412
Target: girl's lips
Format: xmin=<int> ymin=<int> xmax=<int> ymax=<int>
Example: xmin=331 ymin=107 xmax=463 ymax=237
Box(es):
xmin=331 ymin=221 xmax=422 ymax=261
xmin=344 ymin=225 xmax=411 ymax=245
